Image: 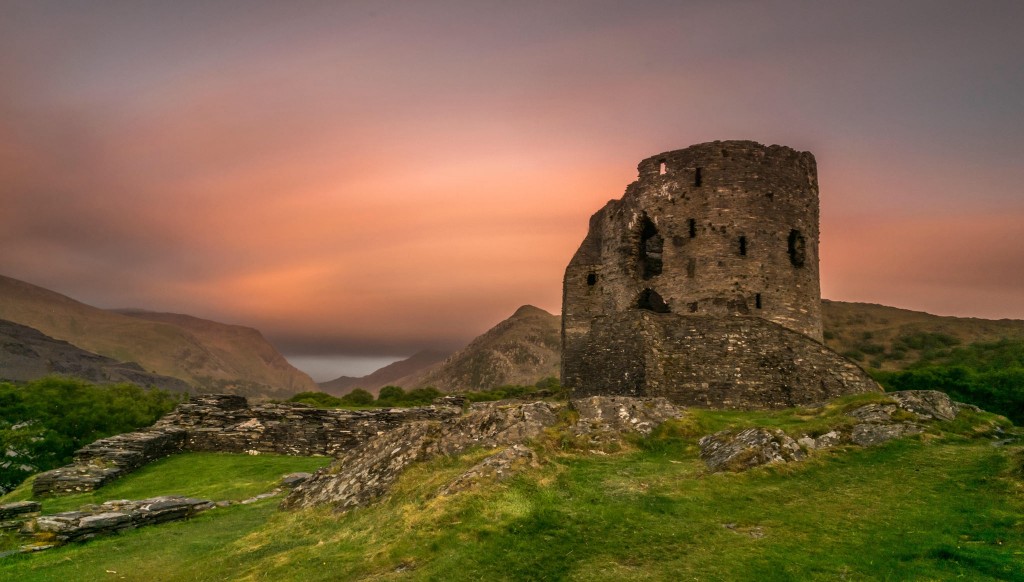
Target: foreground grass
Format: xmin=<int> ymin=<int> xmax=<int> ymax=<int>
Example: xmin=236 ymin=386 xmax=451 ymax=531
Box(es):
xmin=0 ymin=453 xmax=331 ymax=514
xmin=2 ymin=412 xmax=1022 ymax=581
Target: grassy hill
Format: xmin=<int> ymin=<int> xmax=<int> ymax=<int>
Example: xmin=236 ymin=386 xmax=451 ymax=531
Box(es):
xmin=0 ymin=275 xmax=316 ymax=398
xmin=2 ymin=403 xmax=1020 ymax=581
xmin=821 ymin=300 xmax=1024 ymax=371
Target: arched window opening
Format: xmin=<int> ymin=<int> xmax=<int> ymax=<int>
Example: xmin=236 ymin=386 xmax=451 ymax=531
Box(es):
xmin=639 ymin=215 xmax=663 ymax=279
xmin=586 ymin=272 xmax=597 ymax=286
xmin=788 ymin=229 xmax=806 ymax=267
xmin=636 ymin=288 xmax=670 ymax=313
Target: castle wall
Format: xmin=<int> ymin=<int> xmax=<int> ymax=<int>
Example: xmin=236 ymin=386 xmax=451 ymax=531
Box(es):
xmin=32 ymin=395 xmax=460 ymax=496
xmin=564 ymin=141 xmax=822 ymax=349
xmin=562 ymin=140 xmax=879 ymax=406
xmin=565 ymin=312 xmax=879 ymax=409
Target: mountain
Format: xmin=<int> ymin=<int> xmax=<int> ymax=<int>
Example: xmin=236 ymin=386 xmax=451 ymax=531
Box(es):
xmin=0 ymin=275 xmax=317 ymax=398
xmin=319 ymin=349 xmax=451 ymax=396
xmin=391 ymin=305 xmax=560 ymax=392
xmin=0 ymin=318 xmax=191 ymax=392
xmin=821 ymin=300 xmax=1024 ymax=370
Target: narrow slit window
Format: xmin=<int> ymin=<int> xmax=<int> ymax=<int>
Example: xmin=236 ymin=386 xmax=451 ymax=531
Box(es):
xmin=755 ymin=293 xmax=762 ymax=309
xmin=788 ymin=229 xmax=806 ymax=267
xmin=688 ymin=218 xmax=696 ymax=238
xmin=739 ymin=236 xmax=747 ymax=256
xmin=658 ymin=160 xmax=667 ymax=175
xmin=694 ymin=167 xmax=703 ymax=187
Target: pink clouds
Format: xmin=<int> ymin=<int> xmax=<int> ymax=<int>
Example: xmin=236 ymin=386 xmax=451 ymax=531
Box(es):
xmin=1 ymin=1 xmax=1022 ymax=368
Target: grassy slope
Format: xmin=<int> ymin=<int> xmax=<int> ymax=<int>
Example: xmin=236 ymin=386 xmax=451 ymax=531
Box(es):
xmin=0 ymin=274 xmax=316 ymax=396
xmin=822 ymin=300 xmax=1024 ymax=371
xmin=2 ymin=407 xmax=1021 ymax=581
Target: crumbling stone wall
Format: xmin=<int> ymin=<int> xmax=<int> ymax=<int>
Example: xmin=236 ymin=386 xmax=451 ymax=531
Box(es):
xmin=564 ymin=312 xmax=879 ymax=409
xmin=562 ymin=141 xmax=879 ymax=407
xmin=32 ymin=395 xmax=460 ymax=496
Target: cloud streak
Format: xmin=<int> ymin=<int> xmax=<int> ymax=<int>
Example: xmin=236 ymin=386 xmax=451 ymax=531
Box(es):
xmin=1 ymin=1 xmax=1022 ymax=372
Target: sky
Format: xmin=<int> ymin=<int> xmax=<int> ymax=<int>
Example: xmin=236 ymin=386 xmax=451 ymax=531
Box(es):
xmin=1 ymin=1 xmax=1022 ymax=381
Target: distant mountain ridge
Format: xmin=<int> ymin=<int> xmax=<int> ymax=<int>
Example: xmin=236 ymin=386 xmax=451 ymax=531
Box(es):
xmin=0 ymin=318 xmax=192 ymax=392
xmin=319 ymin=349 xmax=450 ymax=396
xmin=0 ymin=274 xmax=317 ymax=398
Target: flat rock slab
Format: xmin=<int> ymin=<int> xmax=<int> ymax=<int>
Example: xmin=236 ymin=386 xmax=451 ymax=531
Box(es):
xmin=27 ymin=495 xmax=213 ymax=543
xmin=699 ymin=428 xmax=806 ymax=472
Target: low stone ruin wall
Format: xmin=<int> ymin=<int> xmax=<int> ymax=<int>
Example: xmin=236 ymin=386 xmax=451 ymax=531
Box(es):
xmin=32 ymin=395 xmax=461 ymax=496
xmin=27 ymin=496 xmax=214 ymax=545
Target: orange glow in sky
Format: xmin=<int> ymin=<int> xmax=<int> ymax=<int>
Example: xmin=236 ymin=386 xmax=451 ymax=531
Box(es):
xmin=2 ymin=1 xmax=1022 ymax=378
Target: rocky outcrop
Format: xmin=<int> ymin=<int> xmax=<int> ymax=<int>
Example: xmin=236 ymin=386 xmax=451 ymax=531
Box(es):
xmin=699 ymin=428 xmax=806 ymax=473
xmin=25 ymin=496 xmax=213 ymax=543
xmin=281 ymin=400 xmax=564 ymax=511
xmin=32 ymin=394 xmax=460 ymax=496
xmin=699 ymin=390 xmax=964 ymax=472
xmin=0 ymin=501 xmax=41 ymax=531
xmin=283 ymin=396 xmax=687 ymax=512
xmin=438 ymin=445 xmax=540 ymax=496
xmin=571 ymin=396 xmax=684 ymax=438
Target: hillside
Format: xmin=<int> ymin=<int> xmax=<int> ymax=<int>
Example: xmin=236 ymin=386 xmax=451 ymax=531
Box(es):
xmin=1 ymin=402 xmax=1020 ymax=580
xmin=821 ymin=300 xmax=1024 ymax=370
xmin=392 ymin=305 xmax=560 ymax=391
xmin=318 ymin=349 xmax=450 ymax=396
xmin=0 ymin=319 xmax=191 ymax=393
xmin=0 ymin=275 xmax=316 ymax=398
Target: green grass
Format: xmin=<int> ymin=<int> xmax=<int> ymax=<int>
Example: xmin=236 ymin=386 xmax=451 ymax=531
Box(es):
xmin=0 ymin=453 xmax=330 ymax=514
xmin=1 ymin=414 xmax=1021 ymax=581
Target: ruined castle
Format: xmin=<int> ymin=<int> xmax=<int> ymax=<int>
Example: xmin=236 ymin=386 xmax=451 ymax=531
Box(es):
xmin=561 ymin=140 xmax=880 ymax=408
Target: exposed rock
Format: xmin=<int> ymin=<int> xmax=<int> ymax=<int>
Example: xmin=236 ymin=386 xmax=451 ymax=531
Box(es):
xmin=849 ymin=423 xmax=924 ymax=447
xmin=700 ymin=391 xmax=965 ymax=472
xmin=699 ymin=428 xmax=806 ymax=472
xmin=0 ymin=501 xmax=41 ymax=530
xmin=570 ymin=396 xmax=685 ymax=444
xmin=281 ymin=472 xmax=312 ymax=487
xmin=887 ymin=390 xmax=959 ymax=421
xmin=439 ymin=444 xmax=540 ymax=496
xmin=281 ymin=400 xmax=563 ymax=512
xmin=26 ymin=496 xmax=213 ymax=543
xmin=33 ymin=394 xmax=460 ymax=496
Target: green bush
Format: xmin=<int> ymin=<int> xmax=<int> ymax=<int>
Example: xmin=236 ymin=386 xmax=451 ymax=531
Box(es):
xmin=340 ymin=388 xmax=375 ymax=406
xmin=287 ymin=391 xmax=344 ymax=408
xmin=0 ymin=378 xmax=181 ymax=493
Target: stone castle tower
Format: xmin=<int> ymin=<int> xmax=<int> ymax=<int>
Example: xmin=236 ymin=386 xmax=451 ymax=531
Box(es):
xmin=561 ymin=140 xmax=879 ymax=409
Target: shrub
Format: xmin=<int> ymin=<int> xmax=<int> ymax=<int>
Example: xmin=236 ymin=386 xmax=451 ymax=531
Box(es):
xmin=341 ymin=388 xmax=375 ymax=406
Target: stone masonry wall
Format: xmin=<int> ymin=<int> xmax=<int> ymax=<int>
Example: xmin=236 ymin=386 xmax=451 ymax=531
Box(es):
xmin=565 ymin=311 xmax=879 ymax=409
xmin=562 ymin=141 xmax=878 ymax=407
xmin=563 ymin=141 xmax=823 ymax=348
xmin=32 ymin=394 xmax=460 ymax=496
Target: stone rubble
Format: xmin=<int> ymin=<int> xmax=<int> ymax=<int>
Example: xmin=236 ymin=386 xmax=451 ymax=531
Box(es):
xmin=32 ymin=394 xmax=460 ymax=496
xmin=24 ymin=496 xmax=214 ymax=543
xmin=282 ymin=396 xmax=688 ymax=512
xmin=0 ymin=501 xmax=41 ymax=530
xmin=699 ymin=390 xmax=964 ymax=472
xmin=438 ymin=444 xmax=540 ymax=496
